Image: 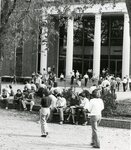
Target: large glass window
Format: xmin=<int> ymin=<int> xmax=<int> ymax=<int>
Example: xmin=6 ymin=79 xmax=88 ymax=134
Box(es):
xmin=111 ymin=17 xmax=123 ymax=46
xmin=58 ymin=15 xmax=124 ymax=76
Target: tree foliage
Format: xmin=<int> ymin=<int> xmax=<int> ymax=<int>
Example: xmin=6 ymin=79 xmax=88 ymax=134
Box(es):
xmin=0 ymin=0 xmax=130 ymax=61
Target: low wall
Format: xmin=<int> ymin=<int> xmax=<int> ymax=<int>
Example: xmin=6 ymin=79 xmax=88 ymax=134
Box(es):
xmin=0 ymin=98 xmax=131 ymax=129
xmin=116 ymin=99 xmax=131 ymax=116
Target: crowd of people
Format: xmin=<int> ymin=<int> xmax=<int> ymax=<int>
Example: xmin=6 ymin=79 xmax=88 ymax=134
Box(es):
xmin=0 ymin=67 xmax=129 ymax=149
xmin=39 ymin=87 xmax=104 ymax=149
xmin=0 ymin=81 xmax=106 ymax=148
xmin=69 ymin=69 xmax=131 ymax=93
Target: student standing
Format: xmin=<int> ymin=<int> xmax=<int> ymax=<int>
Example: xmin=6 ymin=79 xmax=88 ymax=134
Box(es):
xmin=40 ymin=89 xmax=51 ymax=137
xmin=88 ymin=89 xmax=104 ymax=149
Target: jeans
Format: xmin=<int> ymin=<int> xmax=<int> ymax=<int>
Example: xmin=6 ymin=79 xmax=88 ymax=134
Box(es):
xmin=76 ymin=108 xmax=87 ymax=123
xmin=22 ymin=100 xmax=34 ymax=111
xmin=40 ymin=107 xmax=50 ymax=135
xmin=90 ymin=115 xmax=101 ymax=147
xmin=57 ymin=107 xmax=65 ymax=121
xmin=123 ymin=83 xmax=127 ymax=92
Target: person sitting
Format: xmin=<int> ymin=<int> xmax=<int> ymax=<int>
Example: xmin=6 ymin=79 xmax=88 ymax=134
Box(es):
xmin=22 ymin=89 xmax=35 ymax=111
xmin=66 ymin=92 xmax=79 ymax=124
xmin=75 ymin=91 xmax=90 ymax=125
xmin=39 ymin=81 xmax=47 ymax=89
xmin=24 ymin=81 xmax=31 ymax=90
xmin=13 ymin=89 xmax=23 ymax=110
xmin=30 ymin=81 xmax=37 ymax=92
xmin=0 ymin=88 xmax=9 ymax=109
xmin=56 ymin=93 xmax=67 ymax=125
xmin=48 ymin=91 xmax=58 ymax=122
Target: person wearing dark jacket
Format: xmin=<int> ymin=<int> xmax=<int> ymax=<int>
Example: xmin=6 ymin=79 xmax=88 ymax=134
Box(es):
xmin=40 ymin=89 xmax=51 ymax=137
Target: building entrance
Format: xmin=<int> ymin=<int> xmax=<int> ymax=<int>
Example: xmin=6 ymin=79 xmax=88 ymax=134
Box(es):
xmin=58 ymin=15 xmax=124 ymax=77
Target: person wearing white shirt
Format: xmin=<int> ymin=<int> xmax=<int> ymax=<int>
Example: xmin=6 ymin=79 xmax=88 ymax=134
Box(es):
xmin=39 ymin=81 xmax=47 ymax=89
xmin=24 ymin=81 xmax=31 ymax=90
xmin=0 ymin=88 xmax=10 ymax=109
xmin=122 ymin=77 xmax=128 ymax=92
xmin=56 ymin=93 xmax=66 ymax=125
xmin=75 ymin=92 xmax=90 ymax=126
xmin=88 ymin=89 xmax=104 ymax=149
xmin=89 ymin=84 xmax=97 ymax=95
xmin=48 ymin=93 xmax=58 ymax=122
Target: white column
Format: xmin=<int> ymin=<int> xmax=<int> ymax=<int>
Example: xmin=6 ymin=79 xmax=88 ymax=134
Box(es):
xmin=66 ymin=17 xmax=74 ymax=78
xmin=122 ymin=13 xmax=130 ymax=78
xmin=40 ymin=16 xmax=48 ymax=74
xmin=93 ymin=13 xmax=101 ymax=79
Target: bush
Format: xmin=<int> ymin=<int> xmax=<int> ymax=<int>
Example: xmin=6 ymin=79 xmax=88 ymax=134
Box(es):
xmin=101 ymin=91 xmax=117 ymax=117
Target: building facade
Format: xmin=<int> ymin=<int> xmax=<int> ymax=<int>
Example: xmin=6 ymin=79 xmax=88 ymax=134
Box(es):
xmin=2 ymin=0 xmax=130 ymax=79
xmin=40 ymin=0 xmax=130 ymax=79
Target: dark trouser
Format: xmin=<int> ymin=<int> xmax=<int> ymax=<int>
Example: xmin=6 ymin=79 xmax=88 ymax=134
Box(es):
xmin=111 ymin=89 xmax=115 ymax=95
xmin=13 ymin=99 xmax=22 ymax=110
xmin=123 ymin=83 xmax=127 ymax=92
xmin=70 ymin=76 xmax=74 ymax=85
xmin=76 ymin=108 xmax=87 ymax=123
xmin=129 ymin=83 xmax=131 ymax=91
xmin=48 ymin=107 xmax=56 ymax=122
xmin=117 ymin=82 xmax=120 ymax=91
xmin=85 ymin=78 xmax=88 ymax=87
xmin=90 ymin=115 xmax=101 ymax=148
xmin=1 ymin=99 xmax=9 ymax=108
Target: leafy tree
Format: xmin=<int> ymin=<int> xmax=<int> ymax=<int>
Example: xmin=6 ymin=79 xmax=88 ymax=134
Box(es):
xmin=0 ymin=0 xmax=131 ymax=83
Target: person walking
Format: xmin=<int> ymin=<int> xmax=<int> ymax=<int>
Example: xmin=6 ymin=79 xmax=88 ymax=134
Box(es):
xmin=40 ymin=89 xmax=52 ymax=137
xmin=122 ymin=77 xmax=128 ymax=92
xmin=88 ymin=89 xmax=104 ymax=149
xmin=110 ymin=77 xmax=117 ymax=95
xmin=116 ymin=76 xmax=121 ymax=91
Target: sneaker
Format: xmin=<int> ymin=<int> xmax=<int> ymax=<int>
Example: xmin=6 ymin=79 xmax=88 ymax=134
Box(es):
xmin=93 ymin=145 xmax=100 ymax=148
xmin=5 ymin=107 xmax=8 ymax=110
xmin=82 ymin=121 xmax=88 ymax=126
xmin=41 ymin=135 xmax=47 ymax=137
xmin=30 ymin=110 xmax=32 ymax=112
xmin=59 ymin=121 xmax=63 ymax=125
xmin=24 ymin=108 xmax=27 ymax=111
xmin=75 ymin=121 xmax=78 ymax=125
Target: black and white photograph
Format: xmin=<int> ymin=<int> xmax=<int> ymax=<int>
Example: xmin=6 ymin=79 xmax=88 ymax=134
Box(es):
xmin=0 ymin=0 xmax=131 ymax=150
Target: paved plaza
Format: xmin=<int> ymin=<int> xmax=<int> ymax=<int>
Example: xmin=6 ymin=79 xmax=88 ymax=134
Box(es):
xmin=0 ymin=83 xmax=131 ymax=150
xmin=0 ymin=109 xmax=130 ymax=150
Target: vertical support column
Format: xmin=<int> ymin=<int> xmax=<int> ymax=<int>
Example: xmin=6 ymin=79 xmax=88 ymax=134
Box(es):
xmin=66 ymin=17 xmax=74 ymax=78
xmin=40 ymin=15 xmax=48 ymax=74
xmin=93 ymin=13 xmax=101 ymax=79
xmin=122 ymin=13 xmax=130 ymax=78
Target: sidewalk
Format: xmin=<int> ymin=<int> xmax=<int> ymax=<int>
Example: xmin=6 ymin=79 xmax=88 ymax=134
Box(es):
xmin=0 ymin=109 xmax=130 ymax=150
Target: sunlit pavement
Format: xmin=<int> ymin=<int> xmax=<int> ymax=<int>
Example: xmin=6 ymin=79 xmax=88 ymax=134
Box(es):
xmin=0 ymin=109 xmax=130 ymax=150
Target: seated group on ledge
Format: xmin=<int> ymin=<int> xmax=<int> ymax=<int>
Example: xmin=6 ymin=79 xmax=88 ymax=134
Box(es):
xmin=0 ymin=77 xmax=116 ymax=125
xmin=0 ymin=85 xmax=35 ymax=111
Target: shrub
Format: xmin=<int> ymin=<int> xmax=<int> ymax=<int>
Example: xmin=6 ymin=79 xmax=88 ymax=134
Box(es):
xmin=101 ymin=91 xmax=117 ymax=117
